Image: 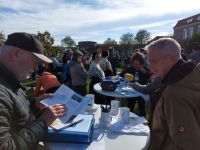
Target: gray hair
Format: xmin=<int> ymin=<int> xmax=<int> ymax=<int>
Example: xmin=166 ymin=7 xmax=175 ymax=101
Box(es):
xmin=0 ymin=44 xmax=16 ymax=54
xmin=145 ymin=38 xmax=181 ymax=60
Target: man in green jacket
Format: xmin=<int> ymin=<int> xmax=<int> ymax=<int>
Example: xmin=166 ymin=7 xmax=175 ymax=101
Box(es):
xmin=146 ymin=38 xmax=200 ymax=150
xmin=0 ymin=32 xmax=67 ymax=150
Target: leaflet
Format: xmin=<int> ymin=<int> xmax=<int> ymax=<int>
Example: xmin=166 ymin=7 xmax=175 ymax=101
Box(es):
xmin=41 ymin=84 xmax=93 ymax=129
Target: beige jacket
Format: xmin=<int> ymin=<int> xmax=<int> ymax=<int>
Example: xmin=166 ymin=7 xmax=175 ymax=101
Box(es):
xmin=89 ymin=60 xmax=105 ymax=79
xmin=99 ymin=57 xmax=112 ymax=72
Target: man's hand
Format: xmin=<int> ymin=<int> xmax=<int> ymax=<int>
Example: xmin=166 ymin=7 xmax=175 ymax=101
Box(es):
xmin=35 ymin=93 xmax=54 ymax=109
xmin=127 ymin=82 xmax=133 ymax=88
xmin=40 ymin=104 xmax=67 ymax=126
xmin=127 ymin=82 xmax=140 ymax=89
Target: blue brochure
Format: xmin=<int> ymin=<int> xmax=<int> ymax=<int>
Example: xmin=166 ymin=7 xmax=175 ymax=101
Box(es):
xmin=47 ymin=114 xmax=95 ymax=143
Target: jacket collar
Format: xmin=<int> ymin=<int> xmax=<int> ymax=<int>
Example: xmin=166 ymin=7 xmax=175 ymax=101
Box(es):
xmin=0 ymin=62 xmax=22 ymax=90
xmin=162 ymin=59 xmax=195 ymax=85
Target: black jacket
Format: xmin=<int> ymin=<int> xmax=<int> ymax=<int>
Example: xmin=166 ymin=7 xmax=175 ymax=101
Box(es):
xmin=0 ymin=63 xmax=47 ymax=150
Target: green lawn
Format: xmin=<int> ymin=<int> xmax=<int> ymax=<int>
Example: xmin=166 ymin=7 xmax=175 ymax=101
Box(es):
xmin=22 ymin=78 xmax=37 ymax=100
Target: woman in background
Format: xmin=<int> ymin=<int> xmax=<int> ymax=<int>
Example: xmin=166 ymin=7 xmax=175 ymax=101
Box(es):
xmin=89 ymin=52 xmax=106 ymax=104
xmin=119 ymin=52 xmax=151 ymax=116
xmin=99 ymin=50 xmax=113 ymax=76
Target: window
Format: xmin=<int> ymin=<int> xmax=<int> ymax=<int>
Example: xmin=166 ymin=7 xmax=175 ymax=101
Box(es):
xmin=197 ymin=16 xmax=200 ymax=21
xmin=188 ymin=27 xmax=193 ymax=38
xmin=198 ymin=25 xmax=200 ymax=33
xmin=183 ymin=28 xmax=187 ymax=39
xmin=187 ymin=18 xmax=193 ymax=23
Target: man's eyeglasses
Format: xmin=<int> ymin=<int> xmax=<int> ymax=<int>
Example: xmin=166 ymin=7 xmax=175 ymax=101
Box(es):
xmin=146 ymin=55 xmax=168 ymax=65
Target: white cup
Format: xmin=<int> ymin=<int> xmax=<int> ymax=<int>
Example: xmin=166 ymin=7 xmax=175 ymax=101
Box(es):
xmin=118 ymin=107 xmax=130 ymax=124
xmin=100 ymin=111 xmax=112 ymax=128
xmin=110 ymin=100 xmax=119 ymax=116
xmin=86 ymin=94 xmax=95 ymax=109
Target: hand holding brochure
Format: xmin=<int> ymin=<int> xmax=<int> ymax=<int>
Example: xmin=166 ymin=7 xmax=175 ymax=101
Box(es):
xmin=41 ymin=84 xmax=93 ymax=129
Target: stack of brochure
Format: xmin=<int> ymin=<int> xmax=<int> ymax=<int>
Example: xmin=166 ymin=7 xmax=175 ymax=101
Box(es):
xmin=48 ymin=114 xmax=95 ymax=143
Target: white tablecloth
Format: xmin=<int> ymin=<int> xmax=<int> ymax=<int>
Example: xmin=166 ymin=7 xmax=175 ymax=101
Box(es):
xmin=47 ymin=105 xmax=150 ymax=150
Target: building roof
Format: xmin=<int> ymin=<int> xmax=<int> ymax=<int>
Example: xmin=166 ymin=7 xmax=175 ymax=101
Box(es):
xmin=174 ymin=13 xmax=200 ymax=28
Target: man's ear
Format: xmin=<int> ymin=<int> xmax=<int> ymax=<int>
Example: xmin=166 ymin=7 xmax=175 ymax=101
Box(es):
xmin=10 ymin=48 xmax=20 ymax=61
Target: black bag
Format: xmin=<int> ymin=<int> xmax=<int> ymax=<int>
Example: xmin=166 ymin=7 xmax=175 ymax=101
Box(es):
xmin=100 ymin=80 xmax=118 ymax=91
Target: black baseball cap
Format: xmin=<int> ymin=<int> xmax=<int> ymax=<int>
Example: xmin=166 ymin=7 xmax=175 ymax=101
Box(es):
xmin=4 ymin=32 xmax=52 ymax=63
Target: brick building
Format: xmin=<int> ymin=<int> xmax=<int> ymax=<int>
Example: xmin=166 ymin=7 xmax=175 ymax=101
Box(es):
xmin=173 ymin=13 xmax=200 ymax=43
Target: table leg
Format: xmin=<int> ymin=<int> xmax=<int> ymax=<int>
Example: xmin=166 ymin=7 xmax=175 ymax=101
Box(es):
xmin=116 ymin=97 xmax=128 ymax=107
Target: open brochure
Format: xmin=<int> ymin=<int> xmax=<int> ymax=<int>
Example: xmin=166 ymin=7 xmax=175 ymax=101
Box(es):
xmin=41 ymin=84 xmax=93 ymax=130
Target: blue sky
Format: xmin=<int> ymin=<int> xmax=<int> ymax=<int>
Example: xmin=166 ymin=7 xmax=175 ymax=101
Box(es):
xmin=0 ymin=0 xmax=200 ymax=45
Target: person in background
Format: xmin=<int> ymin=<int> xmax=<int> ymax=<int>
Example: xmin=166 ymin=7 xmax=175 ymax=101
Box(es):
xmin=33 ymin=71 xmax=61 ymax=97
xmin=63 ymin=51 xmax=74 ymax=86
xmin=89 ymin=52 xmax=105 ymax=81
xmin=146 ymin=38 xmax=200 ymax=150
xmin=187 ymin=45 xmax=200 ymax=65
xmin=181 ymin=48 xmax=187 ymax=61
xmin=119 ymin=52 xmax=151 ymax=116
xmin=108 ymin=47 xmax=120 ymax=75
xmin=99 ymin=50 xmax=113 ymax=76
xmin=0 ymin=32 xmax=67 ymax=150
xmin=84 ymin=55 xmax=92 ymax=70
xmin=89 ymin=52 xmax=106 ymax=104
xmin=38 ymin=64 xmax=45 ymax=76
xmin=70 ymin=50 xmax=88 ymax=96
xmin=124 ymin=55 xmax=130 ymax=66
xmin=62 ymin=49 xmax=73 ymax=65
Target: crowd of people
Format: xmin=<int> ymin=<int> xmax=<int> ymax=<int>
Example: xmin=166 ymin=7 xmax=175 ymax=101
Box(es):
xmin=0 ymin=32 xmax=200 ymax=149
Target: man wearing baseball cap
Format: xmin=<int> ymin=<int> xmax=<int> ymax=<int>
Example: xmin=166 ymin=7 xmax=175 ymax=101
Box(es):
xmin=0 ymin=32 xmax=67 ymax=150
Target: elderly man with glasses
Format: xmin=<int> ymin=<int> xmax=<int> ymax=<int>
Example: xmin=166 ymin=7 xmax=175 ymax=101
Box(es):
xmin=146 ymin=38 xmax=200 ymax=150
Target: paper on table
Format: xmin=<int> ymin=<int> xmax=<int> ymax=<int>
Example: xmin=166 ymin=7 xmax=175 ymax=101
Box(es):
xmin=110 ymin=117 xmax=150 ymax=134
xmin=50 ymin=117 xmax=83 ymax=130
xmin=129 ymin=116 xmax=148 ymax=124
xmin=116 ymin=86 xmax=149 ymax=101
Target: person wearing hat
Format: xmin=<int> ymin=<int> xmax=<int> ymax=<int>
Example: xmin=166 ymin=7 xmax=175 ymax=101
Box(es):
xmin=33 ymin=71 xmax=61 ymax=97
xmin=0 ymin=32 xmax=67 ymax=150
xmin=70 ymin=50 xmax=88 ymax=96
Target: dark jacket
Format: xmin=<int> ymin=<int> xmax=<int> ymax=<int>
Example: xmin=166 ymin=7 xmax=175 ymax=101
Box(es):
xmin=63 ymin=60 xmax=76 ymax=82
xmin=148 ymin=60 xmax=200 ymax=150
xmin=0 ymin=63 xmax=47 ymax=150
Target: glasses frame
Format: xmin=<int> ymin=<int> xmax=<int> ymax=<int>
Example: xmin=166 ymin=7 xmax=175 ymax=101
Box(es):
xmin=146 ymin=55 xmax=169 ymax=65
